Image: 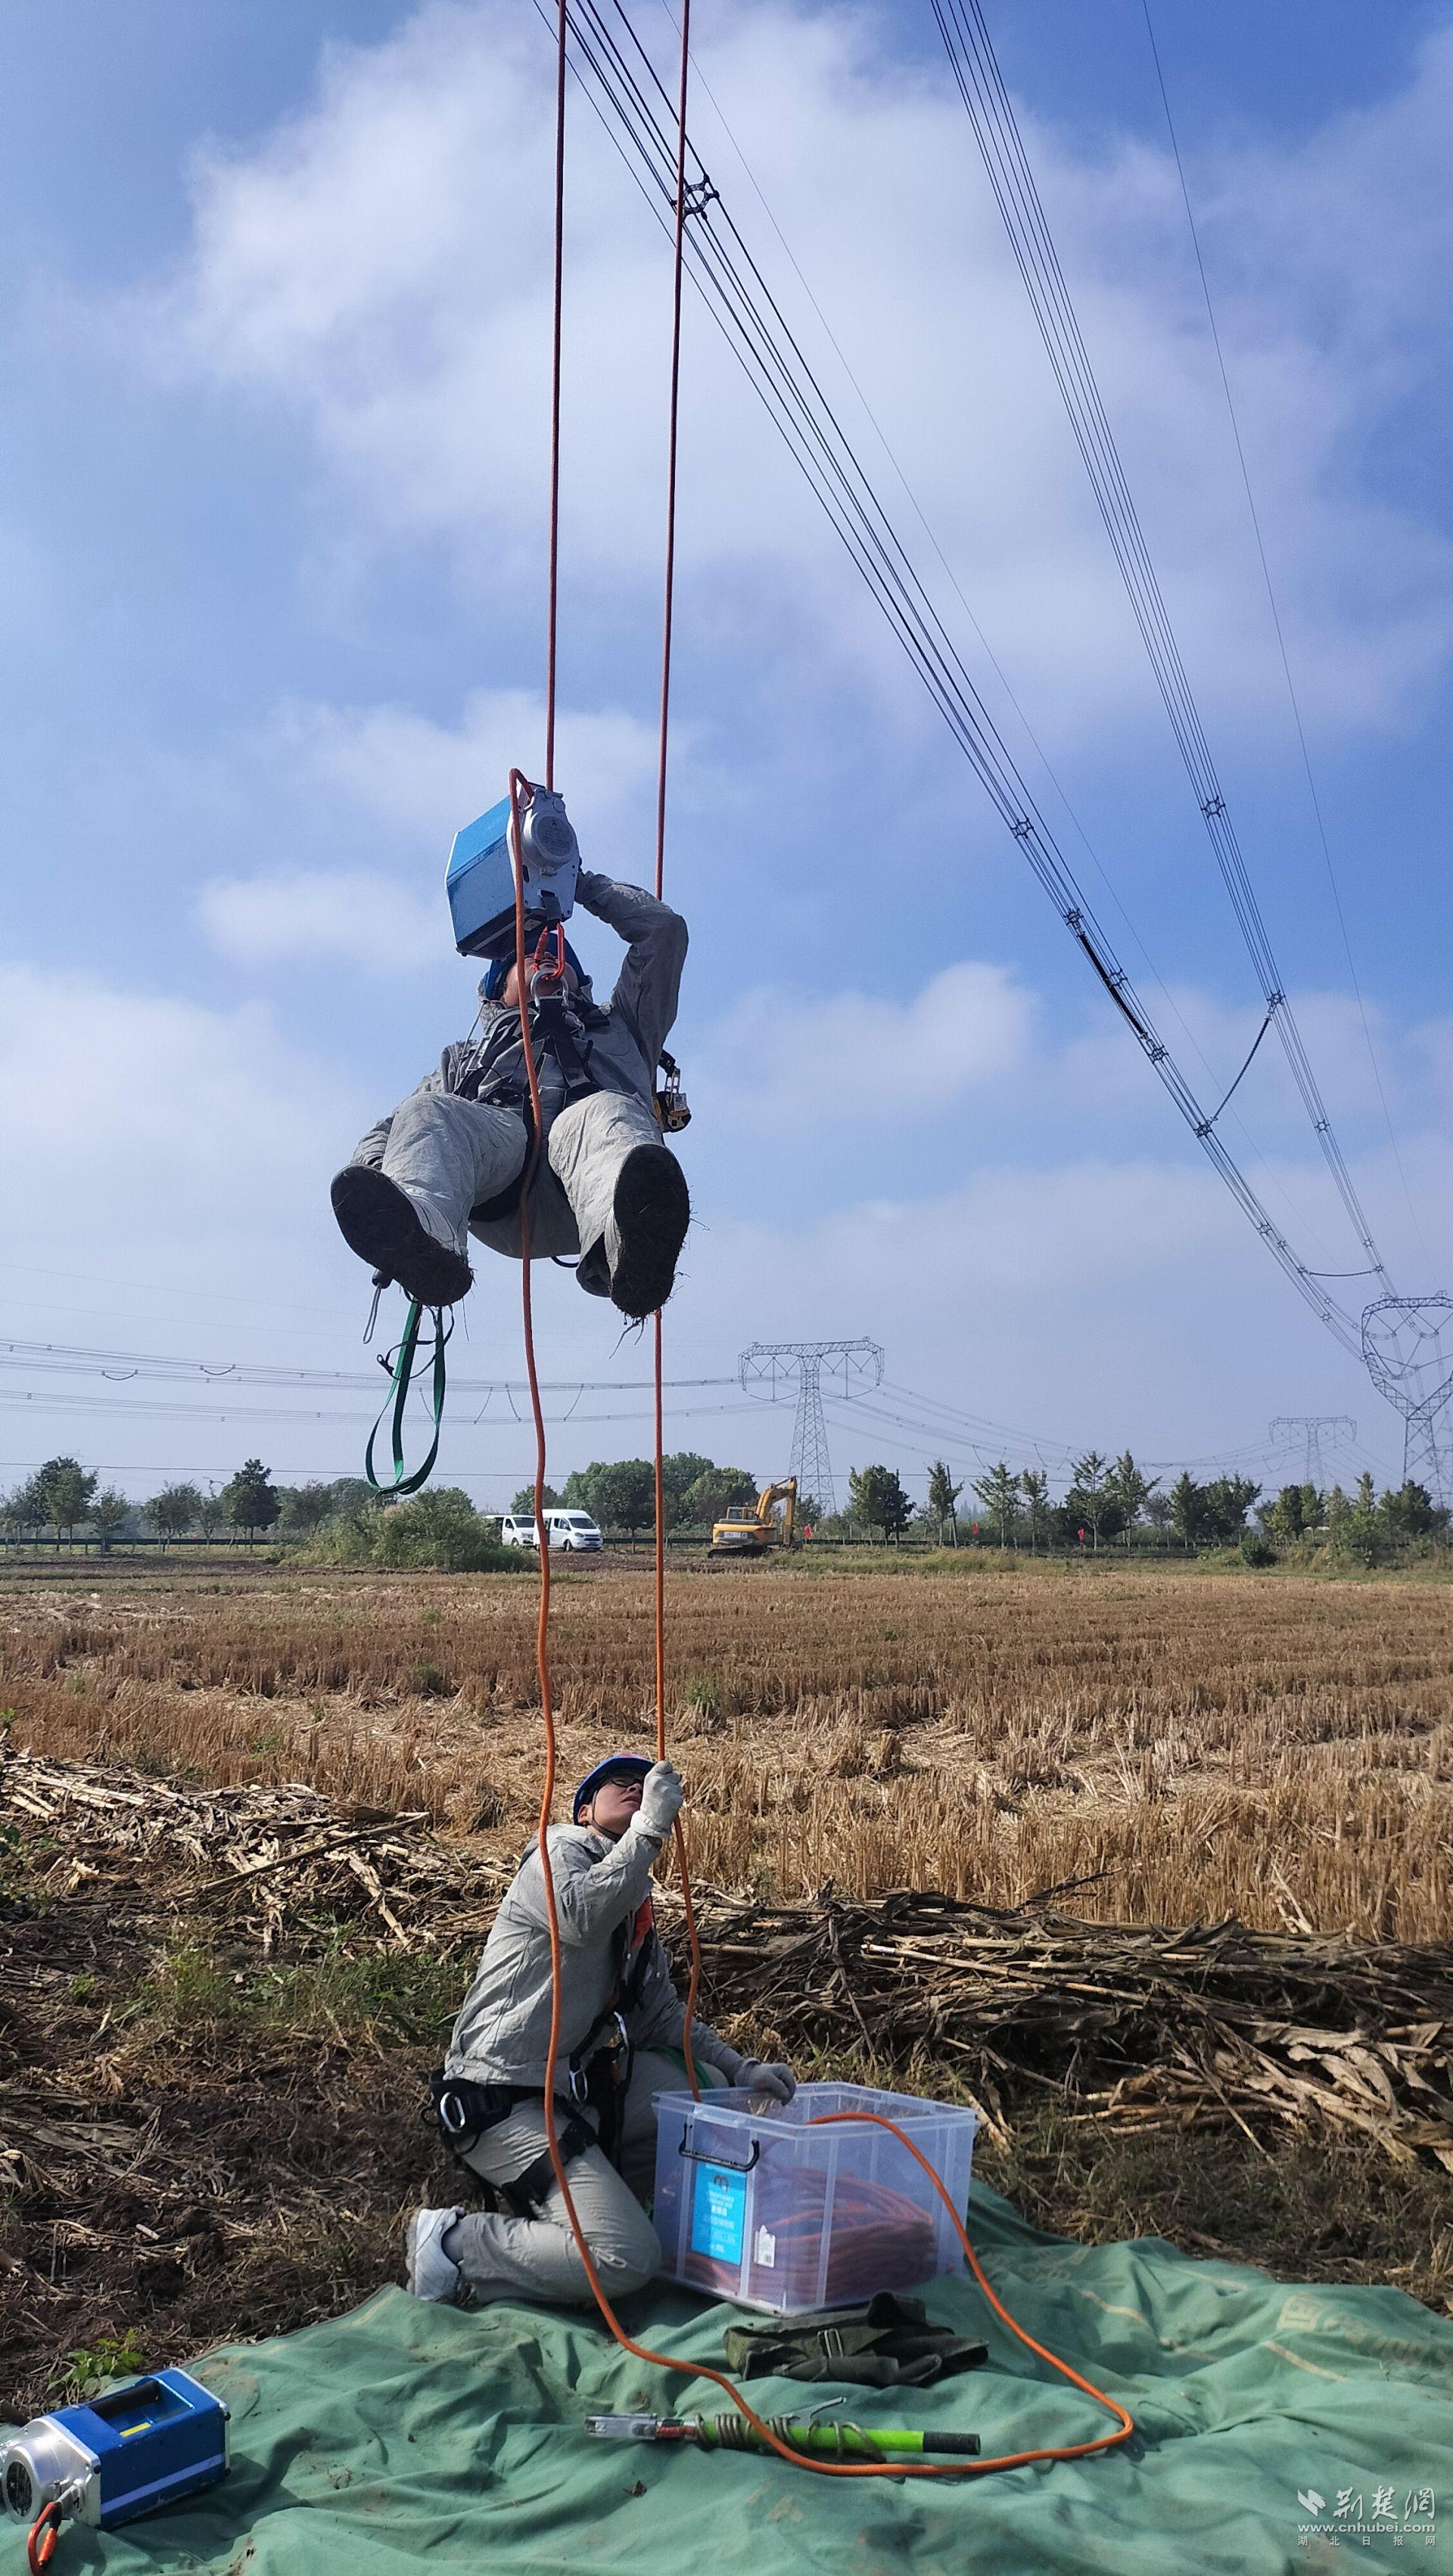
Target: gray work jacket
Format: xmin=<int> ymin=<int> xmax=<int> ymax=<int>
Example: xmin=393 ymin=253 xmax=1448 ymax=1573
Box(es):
xmin=355 ymin=872 xmax=687 ymax=1160
xmin=445 ymin=1817 xmax=746 ymax=2099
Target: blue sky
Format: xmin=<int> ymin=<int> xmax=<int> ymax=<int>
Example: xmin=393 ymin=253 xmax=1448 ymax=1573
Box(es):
xmin=2 ymin=0 xmax=1451 ymax=1509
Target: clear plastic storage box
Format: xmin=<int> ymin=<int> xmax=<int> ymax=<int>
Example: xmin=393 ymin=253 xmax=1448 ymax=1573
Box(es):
xmin=652 ymin=2081 xmax=980 ymax=2315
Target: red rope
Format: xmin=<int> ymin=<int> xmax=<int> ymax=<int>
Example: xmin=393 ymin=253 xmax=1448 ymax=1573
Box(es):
xmin=510 ymin=0 xmax=1131 ymax=2486
xmin=651 ymin=0 xmax=702 ymax=2105
xmin=545 ymin=0 xmax=567 ymax=791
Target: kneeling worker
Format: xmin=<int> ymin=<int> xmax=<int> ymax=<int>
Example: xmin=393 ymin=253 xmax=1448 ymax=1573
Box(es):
xmin=409 ymin=1753 xmax=795 ymax=2307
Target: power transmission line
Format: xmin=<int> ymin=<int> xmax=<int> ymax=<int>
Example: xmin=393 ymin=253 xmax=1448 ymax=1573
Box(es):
xmin=0 ymin=1335 xmax=735 ymax=1399
xmin=1139 ymin=0 xmax=1431 ymax=1282
xmin=551 ymin=0 xmax=1375 ymax=1359
xmin=928 ymin=0 xmax=1390 ymax=1293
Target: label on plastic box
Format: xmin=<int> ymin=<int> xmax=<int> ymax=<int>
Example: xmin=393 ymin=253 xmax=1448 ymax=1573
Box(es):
xmin=753 ymin=2226 xmax=776 ymax=2268
xmin=690 ymin=2162 xmax=748 ymax=2266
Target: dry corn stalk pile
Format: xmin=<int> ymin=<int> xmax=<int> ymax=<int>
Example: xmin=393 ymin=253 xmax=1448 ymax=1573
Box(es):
xmin=4 ymin=1754 xmax=1449 ymax=2173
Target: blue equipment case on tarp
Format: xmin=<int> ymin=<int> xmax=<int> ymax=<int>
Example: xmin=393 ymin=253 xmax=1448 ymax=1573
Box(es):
xmin=0 ymin=2369 xmax=229 ymax=2533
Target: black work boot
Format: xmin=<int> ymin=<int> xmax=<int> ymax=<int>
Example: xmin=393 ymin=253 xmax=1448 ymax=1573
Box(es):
xmin=330 ymin=1167 xmax=474 ymax=1307
xmin=608 ymin=1145 xmax=690 ymax=1319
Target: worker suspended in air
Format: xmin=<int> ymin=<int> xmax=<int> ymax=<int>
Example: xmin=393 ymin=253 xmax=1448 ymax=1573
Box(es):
xmin=331 ymin=781 xmax=691 ymax=1319
xmin=409 ymin=1754 xmax=795 ymax=2308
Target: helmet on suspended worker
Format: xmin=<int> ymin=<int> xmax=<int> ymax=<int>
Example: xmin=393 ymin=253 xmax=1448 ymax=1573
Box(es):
xmin=329 ymin=775 xmax=690 ymax=1319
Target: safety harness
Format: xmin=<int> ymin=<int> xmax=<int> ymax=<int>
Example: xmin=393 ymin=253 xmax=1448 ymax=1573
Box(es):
xmin=465 ymin=951 xmax=606 ymax=1225
xmin=429 ymin=1888 xmax=659 ymax=2217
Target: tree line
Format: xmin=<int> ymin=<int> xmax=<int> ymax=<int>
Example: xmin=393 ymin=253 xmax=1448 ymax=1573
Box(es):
xmin=0 ymin=1457 xmax=365 ymax=1549
xmin=5 ymin=1446 xmax=1445 ymax=1565
xmin=845 ymin=1450 xmax=1447 ymax=1560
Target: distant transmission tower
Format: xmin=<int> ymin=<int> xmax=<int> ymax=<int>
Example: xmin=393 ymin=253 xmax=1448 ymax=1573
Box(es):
xmin=739 ymin=1340 xmax=884 ymax=1511
xmin=1268 ymin=1416 xmax=1356 ymax=1488
xmin=1362 ymin=1297 xmax=1453 ymax=1503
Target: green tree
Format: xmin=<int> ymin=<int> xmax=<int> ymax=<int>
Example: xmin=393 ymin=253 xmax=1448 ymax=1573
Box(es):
xmin=1324 ymin=1484 xmax=1352 ymax=1548
xmin=196 ymin=1486 xmax=225 ymax=1543
xmin=280 ymin=1482 xmax=334 ymax=1538
xmin=577 ymin=1459 xmax=657 ymax=1540
xmin=680 ymin=1467 xmax=758 ymax=1529
xmin=90 ymin=1488 xmax=131 ymax=1555
xmin=512 ymin=1484 xmax=562 ymax=1518
xmin=1019 ymin=1468 xmax=1050 ymax=1551
xmin=145 ymin=1483 xmax=203 ymax=1550
xmin=659 ymin=1453 xmax=715 ymax=1530
xmin=848 ymin=1464 xmax=915 ymax=1543
xmin=926 ymin=1461 xmax=963 ymax=1546
xmin=1200 ymin=1474 xmax=1260 ymax=1543
xmin=2 ymin=1477 xmax=48 ymax=1541
xmin=1169 ymin=1471 xmax=1204 ymax=1549
xmin=1347 ymin=1471 xmax=1384 ymax=1567
xmin=1381 ymin=1481 xmax=1444 ymax=1540
xmin=38 ymin=1456 xmax=98 ymax=1549
xmin=1105 ymin=1452 xmax=1156 ymax=1550
xmin=971 ymin=1461 xmax=1020 ymax=1549
xmin=1064 ymin=1451 xmax=1120 ymax=1549
xmin=221 ymin=1459 xmax=281 ymax=1543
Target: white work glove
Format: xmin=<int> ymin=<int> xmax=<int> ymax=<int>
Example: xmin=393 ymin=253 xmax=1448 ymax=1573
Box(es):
xmin=739 ymin=2060 xmax=795 ymax=2104
xmin=635 ymin=1760 xmax=684 ymax=1843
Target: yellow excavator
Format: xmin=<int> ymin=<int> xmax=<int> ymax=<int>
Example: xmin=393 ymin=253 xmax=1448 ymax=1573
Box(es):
xmin=709 ymin=1477 xmax=798 ymax=1556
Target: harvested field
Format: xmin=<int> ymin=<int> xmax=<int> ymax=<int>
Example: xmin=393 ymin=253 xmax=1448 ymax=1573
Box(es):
xmin=2 ymin=1559 xmax=1450 ymax=2412
xmin=2 ymin=1558 xmax=1451 ymax=1937
xmin=2 ymin=1752 xmax=1450 ymax=2416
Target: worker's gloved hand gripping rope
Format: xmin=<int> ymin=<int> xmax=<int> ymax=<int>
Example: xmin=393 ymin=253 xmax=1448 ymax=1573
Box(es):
xmin=506 ymin=0 xmax=1131 ymax=2483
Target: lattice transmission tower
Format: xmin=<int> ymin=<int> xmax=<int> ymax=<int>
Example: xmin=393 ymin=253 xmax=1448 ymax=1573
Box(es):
xmin=1268 ymin=1416 xmax=1356 ymax=1490
xmin=739 ymin=1341 xmax=884 ymax=1512
xmin=1361 ymin=1297 xmax=1453 ymax=1504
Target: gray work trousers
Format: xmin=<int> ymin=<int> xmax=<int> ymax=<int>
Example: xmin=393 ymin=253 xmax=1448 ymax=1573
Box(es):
xmin=445 ymin=2049 xmax=686 ymax=2307
xmin=376 ymin=1087 xmax=663 ymax=1291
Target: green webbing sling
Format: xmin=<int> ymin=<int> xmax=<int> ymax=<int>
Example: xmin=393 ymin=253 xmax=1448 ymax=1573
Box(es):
xmin=365 ymin=1300 xmax=450 ymax=1496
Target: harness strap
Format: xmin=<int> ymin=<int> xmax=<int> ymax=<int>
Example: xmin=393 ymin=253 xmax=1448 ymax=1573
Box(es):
xmin=428 ymin=2073 xmax=598 ymax=2215
xmin=365 ymin=1300 xmax=448 ymax=1495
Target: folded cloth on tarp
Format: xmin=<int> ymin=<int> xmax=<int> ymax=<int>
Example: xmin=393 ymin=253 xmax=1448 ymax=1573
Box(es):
xmin=5 ymin=2183 xmax=1450 ymax=2576
xmin=722 ymin=2291 xmax=988 ymax=2386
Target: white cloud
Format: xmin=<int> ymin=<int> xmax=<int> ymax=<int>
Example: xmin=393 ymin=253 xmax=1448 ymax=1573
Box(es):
xmin=699 ymin=960 xmax=1035 ymax=1127
xmin=193 ymin=685 xmax=665 ymax=964
xmin=127 ymin=0 xmax=1453 ymax=750
xmin=198 ymin=869 xmax=439 ymax=968
xmin=0 ymin=965 xmax=365 ymax=1266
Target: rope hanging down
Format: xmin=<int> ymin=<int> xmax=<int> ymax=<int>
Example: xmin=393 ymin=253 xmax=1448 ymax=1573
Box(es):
xmin=511 ymin=0 xmax=1132 ymax=2486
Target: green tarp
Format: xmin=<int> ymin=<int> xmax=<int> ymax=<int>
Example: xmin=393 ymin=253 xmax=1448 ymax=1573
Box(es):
xmin=5 ymin=2186 xmax=1449 ymax=2574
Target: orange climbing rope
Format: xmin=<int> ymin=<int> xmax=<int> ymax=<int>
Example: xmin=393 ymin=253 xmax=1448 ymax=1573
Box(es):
xmin=505 ymin=0 xmax=1133 ymax=2484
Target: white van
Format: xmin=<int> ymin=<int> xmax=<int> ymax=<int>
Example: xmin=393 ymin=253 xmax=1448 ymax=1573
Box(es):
xmin=500 ymin=1510 xmax=603 ymax=1553
xmin=544 ymin=1509 xmax=603 ymax=1552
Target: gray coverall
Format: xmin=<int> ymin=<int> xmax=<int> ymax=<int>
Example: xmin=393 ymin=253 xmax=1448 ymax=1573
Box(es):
xmin=441 ymin=1816 xmax=747 ymax=2305
xmin=347 ymin=872 xmax=687 ymax=1294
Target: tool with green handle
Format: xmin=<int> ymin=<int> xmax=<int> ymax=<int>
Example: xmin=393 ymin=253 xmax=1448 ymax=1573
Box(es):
xmin=585 ymin=2413 xmax=979 ymax=2462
